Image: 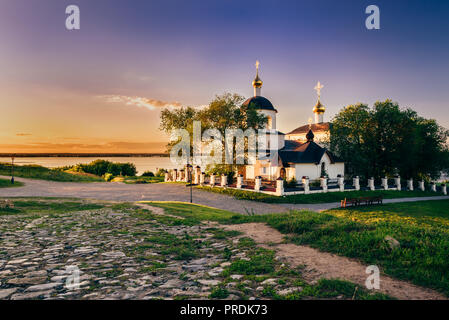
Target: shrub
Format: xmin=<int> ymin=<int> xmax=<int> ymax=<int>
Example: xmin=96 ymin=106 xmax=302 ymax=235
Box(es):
xmin=141 ymin=171 xmax=155 ymax=177
xmin=103 ymin=173 xmax=114 ymax=182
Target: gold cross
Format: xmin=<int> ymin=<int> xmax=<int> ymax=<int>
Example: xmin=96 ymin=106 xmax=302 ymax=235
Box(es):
xmin=255 ymin=60 xmax=260 ymax=71
xmin=314 ymin=81 xmax=324 ymax=98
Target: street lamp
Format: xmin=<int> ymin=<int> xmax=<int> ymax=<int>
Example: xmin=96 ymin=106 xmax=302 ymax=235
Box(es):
xmin=186 ymin=164 xmax=193 ymax=203
xmin=11 ymin=155 xmax=15 ymax=184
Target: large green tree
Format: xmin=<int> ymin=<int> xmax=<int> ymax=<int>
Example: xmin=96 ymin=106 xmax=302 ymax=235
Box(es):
xmin=159 ymin=93 xmax=267 ymax=177
xmin=330 ymin=100 xmax=449 ymax=180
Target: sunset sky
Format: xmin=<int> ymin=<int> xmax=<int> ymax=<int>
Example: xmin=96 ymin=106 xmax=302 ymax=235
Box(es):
xmin=1 ymin=0 xmax=449 ymax=153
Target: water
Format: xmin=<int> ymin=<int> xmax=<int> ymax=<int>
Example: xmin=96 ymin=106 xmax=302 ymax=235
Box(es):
xmin=0 ymin=157 xmax=178 ymax=176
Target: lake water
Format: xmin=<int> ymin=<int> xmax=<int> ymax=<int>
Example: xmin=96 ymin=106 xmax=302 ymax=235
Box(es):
xmin=0 ymin=157 xmax=178 ymax=176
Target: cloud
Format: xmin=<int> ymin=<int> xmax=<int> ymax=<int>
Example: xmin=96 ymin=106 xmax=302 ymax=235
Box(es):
xmin=101 ymin=95 xmax=182 ymax=110
xmin=16 ymin=133 xmax=32 ymax=136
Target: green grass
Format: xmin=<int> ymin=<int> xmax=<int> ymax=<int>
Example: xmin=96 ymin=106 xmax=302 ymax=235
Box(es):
xmin=0 ymin=178 xmax=24 ymax=188
xmin=0 ymin=199 xmax=105 ymax=216
xmin=147 ymin=200 xmax=449 ymax=296
xmin=123 ymin=176 xmax=164 ymax=184
xmin=197 ymin=186 xmax=443 ymax=204
xmin=0 ymin=163 xmax=103 ymax=182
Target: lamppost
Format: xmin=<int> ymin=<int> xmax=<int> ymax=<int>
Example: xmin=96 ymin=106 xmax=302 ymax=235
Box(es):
xmin=186 ymin=164 xmax=193 ymax=203
xmin=11 ymin=155 xmax=15 ymax=184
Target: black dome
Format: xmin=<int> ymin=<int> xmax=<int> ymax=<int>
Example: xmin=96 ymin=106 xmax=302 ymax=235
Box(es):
xmin=243 ymin=96 xmax=277 ymax=112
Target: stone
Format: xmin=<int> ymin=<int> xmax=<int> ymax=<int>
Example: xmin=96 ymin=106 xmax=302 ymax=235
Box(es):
xmin=277 ymin=287 xmax=303 ymax=295
xmin=8 ymin=277 xmax=47 ymax=285
xmin=385 ymin=236 xmax=400 ymax=249
xmin=0 ymin=288 xmax=18 ymax=299
xmin=11 ymin=290 xmax=53 ymax=300
xmin=230 ymin=275 xmax=244 ymax=280
xmin=102 ymin=251 xmax=126 ymax=258
xmin=159 ymin=279 xmax=183 ymax=289
xmin=207 ymin=267 xmax=224 ymax=277
xmin=8 ymin=258 xmax=28 ymax=265
xmin=25 ymin=282 xmax=62 ymax=292
xmin=261 ymin=278 xmax=277 ymax=285
xmin=197 ymin=279 xmax=220 ymax=286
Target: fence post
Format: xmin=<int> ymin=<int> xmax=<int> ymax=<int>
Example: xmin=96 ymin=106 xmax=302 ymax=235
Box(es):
xmin=255 ymin=176 xmax=262 ymax=192
xmin=419 ymin=180 xmax=425 ymax=191
xmin=395 ymin=175 xmax=401 ymax=191
xmin=353 ymin=176 xmax=360 ymax=191
xmin=210 ymin=174 xmax=215 ymax=187
xmin=320 ymin=177 xmax=328 ymax=193
xmin=381 ymin=176 xmax=388 ymax=190
xmin=276 ymin=177 xmax=284 ymax=196
xmin=431 ymin=182 xmax=436 ymax=192
xmin=368 ymin=177 xmax=375 ymax=191
xmin=407 ymin=178 xmax=413 ymax=191
xmin=237 ymin=175 xmax=243 ymax=189
xmin=442 ymin=184 xmax=447 ymax=195
xmin=338 ymin=175 xmax=345 ymax=192
xmin=221 ymin=174 xmax=227 ymax=187
xmin=302 ymin=176 xmax=310 ymax=194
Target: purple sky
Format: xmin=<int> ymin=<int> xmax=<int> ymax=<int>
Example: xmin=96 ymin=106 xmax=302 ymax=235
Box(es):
xmin=1 ymin=0 xmax=448 ymax=152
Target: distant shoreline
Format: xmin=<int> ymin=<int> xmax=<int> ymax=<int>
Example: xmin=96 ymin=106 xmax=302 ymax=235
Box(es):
xmin=0 ymin=153 xmax=169 ymax=158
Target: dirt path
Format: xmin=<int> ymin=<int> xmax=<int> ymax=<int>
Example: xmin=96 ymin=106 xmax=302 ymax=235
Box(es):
xmin=222 ymin=223 xmax=446 ymax=300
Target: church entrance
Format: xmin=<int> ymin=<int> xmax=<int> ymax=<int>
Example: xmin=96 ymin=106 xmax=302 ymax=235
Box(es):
xmin=280 ymin=168 xmax=286 ymax=180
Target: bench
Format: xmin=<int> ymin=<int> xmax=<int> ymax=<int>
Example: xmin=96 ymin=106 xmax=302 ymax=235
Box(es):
xmin=341 ymin=196 xmax=383 ymax=208
xmin=0 ymin=200 xmax=15 ymax=209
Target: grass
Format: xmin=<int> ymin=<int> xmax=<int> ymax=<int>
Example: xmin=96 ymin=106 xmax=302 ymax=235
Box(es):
xmin=0 ymin=199 xmax=105 ymax=216
xmin=0 ymin=163 xmax=103 ymax=182
xmin=0 ymin=178 xmax=24 ymax=188
xmin=123 ymin=176 xmax=164 ymax=184
xmin=148 ymin=200 xmax=449 ymax=296
xmin=197 ymin=186 xmax=443 ymax=204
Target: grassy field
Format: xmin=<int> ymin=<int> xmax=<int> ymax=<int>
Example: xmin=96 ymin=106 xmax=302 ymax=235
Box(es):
xmin=149 ymin=200 xmax=449 ymax=296
xmin=122 ymin=176 xmax=165 ymax=184
xmin=0 ymin=178 xmax=24 ymax=188
xmin=0 ymin=163 xmax=104 ymax=182
xmin=198 ymin=186 xmax=443 ymax=204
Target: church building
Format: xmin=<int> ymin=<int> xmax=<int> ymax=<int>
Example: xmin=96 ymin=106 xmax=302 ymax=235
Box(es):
xmin=244 ymin=62 xmax=344 ymax=181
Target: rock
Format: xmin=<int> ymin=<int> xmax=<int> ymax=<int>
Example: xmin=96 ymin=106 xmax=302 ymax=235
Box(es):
xmin=25 ymin=282 xmax=62 ymax=292
xmin=230 ymin=275 xmax=244 ymax=280
xmin=0 ymin=288 xmax=18 ymax=299
xmin=261 ymin=278 xmax=277 ymax=285
xmin=159 ymin=279 xmax=183 ymax=289
xmin=102 ymin=251 xmax=126 ymax=258
xmin=182 ymin=264 xmax=205 ymax=272
xmin=208 ymin=267 xmax=224 ymax=277
xmin=11 ymin=290 xmax=53 ymax=300
xmin=385 ymin=236 xmax=400 ymax=249
xmin=277 ymin=287 xmax=303 ymax=295
xmin=24 ymin=270 xmax=48 ymax=278
xmin=8 ymin=277 xmax=47 ymax=285
xmin=256 ymin=286 xmax=264 ymax=291
xmin=8 ymin=258 xmax=28 ymax=265
xmin=197 ymin=279 xmax=220 ymax=286
xmin=220 ymin=262 xmax=231 ymax=267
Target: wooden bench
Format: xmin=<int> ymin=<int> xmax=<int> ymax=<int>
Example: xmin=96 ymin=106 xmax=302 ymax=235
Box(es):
xmin=0 ymin=200 xmax=15 ymax=209
xmin=341 ymin=196 xmax=383 ymax=208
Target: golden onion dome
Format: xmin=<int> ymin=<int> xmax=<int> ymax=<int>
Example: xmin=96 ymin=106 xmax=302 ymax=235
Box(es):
xmin=252 ymin=74 xmax=263 ymax=88
xmin=313 ymin=99 xmax=325 ymax=114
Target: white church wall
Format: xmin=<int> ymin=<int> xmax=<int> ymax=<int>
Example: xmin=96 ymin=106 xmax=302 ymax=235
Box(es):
xmin=245 ymin=165 xmax=255 ymax=180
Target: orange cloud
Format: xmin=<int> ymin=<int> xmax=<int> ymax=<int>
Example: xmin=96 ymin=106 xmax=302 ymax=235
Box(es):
xmin=101 ymin=95 xmax=182 ymax=110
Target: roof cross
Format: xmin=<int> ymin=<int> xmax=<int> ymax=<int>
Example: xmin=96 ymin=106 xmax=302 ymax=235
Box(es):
xmin=314 ymin=81 xmax=324 ymax=99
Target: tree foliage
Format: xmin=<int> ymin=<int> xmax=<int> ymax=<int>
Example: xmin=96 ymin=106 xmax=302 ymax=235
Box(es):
xmin=159 ymin=93 xmax=267 ymax=172
xmin=330 ymin=100 xmax=449 ymax=180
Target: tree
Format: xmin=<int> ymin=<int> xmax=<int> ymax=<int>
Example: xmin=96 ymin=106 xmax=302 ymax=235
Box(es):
xmin=330 ymin=100 xmax=449 ymax=180
xmin=159 ymin=93 xmax=267 ymax=176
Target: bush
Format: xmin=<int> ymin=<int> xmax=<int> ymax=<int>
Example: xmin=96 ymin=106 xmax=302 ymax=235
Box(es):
xmin=284 ymin=178 xmax=297 ymax=188
xmin=103 ymin=173 xmax=114 ymax=182
xmin=71 ymin=160 xmax=137 ymax=177
xmin=155 ymin=168 xmax=167 ymax=177
xmin=141 ymin=171 xmax=155 ymax=177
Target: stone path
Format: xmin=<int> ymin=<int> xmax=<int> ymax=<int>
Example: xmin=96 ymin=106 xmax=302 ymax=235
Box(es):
xmin=0 ymin=199 xmax=370 ymax=300
xmin=1 ymin=176 xmax=448 ymax=214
